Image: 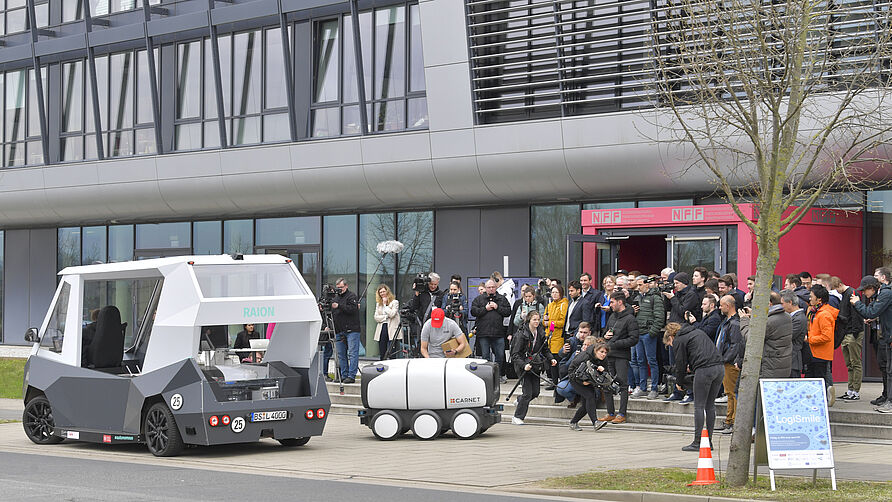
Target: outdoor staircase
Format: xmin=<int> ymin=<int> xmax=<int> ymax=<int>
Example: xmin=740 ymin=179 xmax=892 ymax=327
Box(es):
xmin=325 ymin=379 xmax=892 ymax=441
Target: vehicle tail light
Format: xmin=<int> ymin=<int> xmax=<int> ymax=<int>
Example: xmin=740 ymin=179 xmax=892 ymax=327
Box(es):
xmin=316 ymin=408 xmax=326 ymax=419
xmin=221 ymin=415 xmax=231 ymax=426
xmin=305 ymin=409 xmax=315 ymax=420
xmin=209 ymin=415 xmax=219 ymax=427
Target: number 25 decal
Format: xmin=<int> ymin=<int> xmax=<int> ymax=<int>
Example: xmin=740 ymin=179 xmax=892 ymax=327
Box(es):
xmin=170 ymin=394 xmax=183 ymax=410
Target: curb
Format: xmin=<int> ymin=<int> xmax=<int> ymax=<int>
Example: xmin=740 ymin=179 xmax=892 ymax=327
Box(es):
xmin=505 ymin=488 xmax=758 ymax=502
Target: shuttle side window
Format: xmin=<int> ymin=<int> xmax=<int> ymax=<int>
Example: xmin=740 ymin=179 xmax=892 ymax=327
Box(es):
xmin=43 ymin=282 xmax=71 ymax=353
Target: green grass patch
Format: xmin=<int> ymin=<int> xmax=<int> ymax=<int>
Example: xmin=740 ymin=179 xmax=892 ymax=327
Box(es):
xmin=0 ymin=419 xmax=20 ymax=424
xmin=0 ymin=357 xmax=26 ymax=399
xmin=540 ymin=468 xmax=892 ymax=502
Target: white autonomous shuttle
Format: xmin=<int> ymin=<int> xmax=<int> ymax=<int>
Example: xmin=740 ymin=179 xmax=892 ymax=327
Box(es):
xmin=21 ymin=254 xmax=329 ymax=456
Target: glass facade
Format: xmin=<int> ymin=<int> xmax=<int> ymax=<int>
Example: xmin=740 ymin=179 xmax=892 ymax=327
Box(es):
xmin=311 ymin=3 xmax=427 ymax=137
xmin=2 ymin=67 xmax=46 ymax=166
xmin=530 ymin=204 xmax=581 ymax=280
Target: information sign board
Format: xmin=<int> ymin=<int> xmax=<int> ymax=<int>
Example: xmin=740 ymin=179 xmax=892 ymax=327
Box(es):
xmin=760 ymin=378 xmax=834 ymax=469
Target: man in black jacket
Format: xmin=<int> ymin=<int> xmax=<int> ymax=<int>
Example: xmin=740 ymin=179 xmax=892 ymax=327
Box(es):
xmin=597 ymin=292 xmax=639 ymax=424
xmin=332 ymin=278 xmax=361 ymax=383
xmin=716 ymin=295 xmax=744 ymax=433
xmin=663 ymin=322 xmax=724 ymax=451
xmin=689 ymin=294 xmax=722 ymax=342
xmin=782 ymin=290 xmax=808 ymax=378
xmin=665 ymin=272 xmax=701 ymax=324
xmin=831 ymin=277 xmax=865 ymax=401
xmin=785 ymin=274 xmax=810 ymax=309
xmin=471 ymin=279 xmax=512 ymax=383
xmin=407 ymin=272 xmax=446 ymax=325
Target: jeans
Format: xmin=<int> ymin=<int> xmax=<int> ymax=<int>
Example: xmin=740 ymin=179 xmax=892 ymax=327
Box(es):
xmin=633 ymin=333 xmax=660 ymax=391
xmin=335 ymin=331 xmax=361 ymax=379
xmin=606 ymin=357 xmax=630 ymax=416
xmin=879 ymin=342 xmax=892 ymax=399
xmin=629 ymin=345 xmax=640 ymax=390
xmin=693 ymin=364 xmax=725 ymax=443
xmin=477 ymin=337 xmax=506 ymax=365
xmin=841 ymin=332 xmax=863 ymax=392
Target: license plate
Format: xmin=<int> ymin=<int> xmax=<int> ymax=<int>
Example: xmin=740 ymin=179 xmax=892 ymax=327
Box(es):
xmin=250 ymin=410 xmax=288 ymax=422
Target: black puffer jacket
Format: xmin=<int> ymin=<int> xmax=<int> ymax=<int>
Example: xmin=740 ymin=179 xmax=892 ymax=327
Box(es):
xmin=604 ymin=307 xmax=639 ymax=360
xmin=672 ymin=325 xmax=723 ymax=385
xmin=471 ymin=293 xmax=512 ymax=337
xmin=568 ymin=345 xmax=609 ymax=384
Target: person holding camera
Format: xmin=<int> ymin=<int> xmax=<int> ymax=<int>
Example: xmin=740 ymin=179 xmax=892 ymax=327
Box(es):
xmin=441 ymin=280 xmax=469 ymax=333
xmin=332 ymin=278 xmax=361 ymax=383
xmin=598 ymin=291 xmax=639 ymax=424
xmin=510 ymin=310 xmax=557 ymax=424
xmin=421 ymin=308 xmax=468 ymax=358
xmin=407 ymin=272 xmax=446 ymax=325
xmin=373 ymin=284 xmax=400 ymax=360
xmin=568 ymin=336 xmax=611 ymax=431
xmin=471 ymin=279 xmax=512 ymax=383
xmin=663 ymin=322 xmax=724 ymax=451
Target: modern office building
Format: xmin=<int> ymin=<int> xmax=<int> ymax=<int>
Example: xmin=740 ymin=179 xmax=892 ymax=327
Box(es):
xmin=0 ymin=0 xmax=890 ymax=377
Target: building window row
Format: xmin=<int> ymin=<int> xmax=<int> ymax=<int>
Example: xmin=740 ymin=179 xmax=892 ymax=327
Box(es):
xmin=0 ymin=1 xmax=426 ymax=167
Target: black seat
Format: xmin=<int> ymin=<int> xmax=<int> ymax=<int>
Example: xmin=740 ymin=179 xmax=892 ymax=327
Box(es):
xmin=90 ymin=305 xmax=125 ymax=369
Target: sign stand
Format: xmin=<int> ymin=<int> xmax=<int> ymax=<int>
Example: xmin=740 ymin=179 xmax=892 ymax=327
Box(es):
xmin=755 ymin=378 xmax=836 ymax=491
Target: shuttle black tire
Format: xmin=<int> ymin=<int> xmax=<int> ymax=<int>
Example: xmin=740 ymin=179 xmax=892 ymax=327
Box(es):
xmin=410 ymin=410 xmax=442 ymax=440
xmin=450 ymin=410 xmax=482 ymax=439
xmin=370 ymin=410 xmax=402 ymax=440
xmin=144 ymin=402 xmax=184 ymax=457
xmin=278 ymin=437 xmax=310 ymax=447
xmin=23 ymin=396 xmax=64 ymax=445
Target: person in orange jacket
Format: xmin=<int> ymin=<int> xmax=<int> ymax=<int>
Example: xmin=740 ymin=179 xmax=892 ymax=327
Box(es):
xmin=807 ymin=284 xmax=838 ymax=404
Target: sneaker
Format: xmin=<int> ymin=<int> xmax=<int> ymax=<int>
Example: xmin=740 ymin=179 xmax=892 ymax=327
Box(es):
xmin=849 ymin=392 xmax=860 ymax=401
xmin=594 ymin=421 xmax=608 ymax=431
xmin=646 ymin=390 xmax=659 ymax=400
xmin=721 ymin=425 xmax=733 ymax=434
xmin=500 ymin=375 xmax=508 ymax=384
xmin=512 ymin=417 xmax=525 ymax=425
xmin=717 ymin=422 xmax=732 ymax=431
xmin=827 ymin=386 xmax=836 ymax=407
xmin=657 ymin=383 xmax=668 ymax=394
xmin=664 ymin=393 xmax=682 ymax=402
xmin=324 ymin=375 xmax=334 ymax=382
xmin=681 ymin=442 xmax=700 ymax=452
xmin=611 ymin=414 xmax=626 ymax=424
xmin=597 ymin=414 xmax=616 ymax=422
xmin=876 ymin=402 xmax=892 ymax=414
xmin=343 ymin=377 xmax=356 ymax=384
xmin=631 ymin=388 xmax=646 ymax=399
xmin=545 ymin=385 xmax=556 ymax=391
xmin=679 ymin=395 xmax=694 ymax=405
xmin=870 ymin=395 xmax=887 ymax=406
xmin=569 ymin=422 xmax=583 ymax=431
xmin=715 ymin=395 xmax=728 ymax=403
xmin=839 ymin=391 xmax=852 ymax=401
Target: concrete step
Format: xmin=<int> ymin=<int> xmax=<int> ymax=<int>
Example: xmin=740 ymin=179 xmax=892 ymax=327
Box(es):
xmin=325 ymin=381 xmax=892 ymax=440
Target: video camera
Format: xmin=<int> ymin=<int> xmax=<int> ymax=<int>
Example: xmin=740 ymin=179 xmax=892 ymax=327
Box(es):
xmin=445 ymin=292 xmax=463 ymax=319
xmin=399 ymin=303 xmax=417 ymax=328
xmin=317 ymin=283 xmax=337 ymax=342
xmin=658 ymin=281 xmax=674 ymax=294
xmin=663 ymin=371 xmax=694 ymax=391
xmin=537 ymin=278 xmax=550 ymax=298
xmin=575 ymin=360 xmax=622 ymax=394
xmin=412 ymin=273 xmax=431 ymax=293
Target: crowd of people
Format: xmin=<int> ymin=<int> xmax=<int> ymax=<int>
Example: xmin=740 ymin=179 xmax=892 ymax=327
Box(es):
xmin=322 ymin=266 xmax=892 ymax=451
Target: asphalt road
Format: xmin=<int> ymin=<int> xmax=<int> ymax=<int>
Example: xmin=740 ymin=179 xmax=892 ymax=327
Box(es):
xmin=0 ymin=451 xmax=568 ymax=502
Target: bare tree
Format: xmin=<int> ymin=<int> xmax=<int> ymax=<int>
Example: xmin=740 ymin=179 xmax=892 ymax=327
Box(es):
xmin=650 ymin=0 xmax=892 ymax=485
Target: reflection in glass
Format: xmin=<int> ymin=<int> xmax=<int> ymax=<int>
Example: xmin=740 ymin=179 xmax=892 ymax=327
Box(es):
xmin=175 ymin=123 xmax=201 ymax=151
xmin=312 ymin=107 xmax=340 ymax=138
xmin=82 ymin=226 xmax=107 ymax=265
xmin=224 ymin=219 xmax=253 ymax=254
xmin=232 ymin=116 xmax=260 ymax=145
xmin=263 ymin=113 xmax=290 ymax=142
xmin=58 ymin=227 xmax=81 ymax=272
xmin=5 ymin=143 xmax=24 ymax=167
xmin=314 ymin=20 xmax=340 ymax=103
xmin=63 ymin=0 xmax=84 ymax=22
xmin=109 ymin=129 xmax=132 ymax=157
xmin=177 ymin=41 xmax=201 ymax=120
xmin=322 ymin=215 xmax=358 ymax=288
xmin=5 ymin=70 xmax=25 ymax=142
xmin=233 ymin=31 xmax=262 ymax=117
xmin=396 ymin=211 xmax=433 ymax=302
xmin=256 ymin=217 xmax=320 ymax=246
xmin=137 ymin=49 xmax=158 ymax=125
xmin=530 ymin=204 xmax=581 ymax=280
xmin=373 ymin=100 xmax=405 ymax=132
xmin=28 ymin=68 xmax=46 ymax=138
xmin=193 ymin=221 xmax=222 ymax=255
xmin=108 ymin=225 xmax=134 ymax=262
xmin=374 ymin=6 xmax=406 ymax=100
xmin=136 ymin=222 xmax=191 ymax=249
xmin=135 ymin=128 xmax=156 ymax=155
xmin=62 ymin=61 xmax=83 ymax=133
xmin=265 ymin=28 xmax=287 ymax=109
xmin=27 ymin=140 xmax=42 ymax=165
xmin=203 ymin=122 xmax=220 ymax=149
xmin=359 ymin=212 xmax=395 ymax=346
xmin=342 ymin=106 xmax=362 ymax=135
xmin=408 ymin=98 xmax=428 ymax=128
xmin=204 ymin=38 xmax=219 ymax=120
xmin=7 ymin=9 xmax=25 ymax=33
xmin=90 ymin=0 xmax=108 ymax=18
xmin=409 ymin=4 xmax=425 ymax=92
xmin=61 ymin=137 xmax=83 ymax=162
xmin=94 ymin=55 xmax=108 ymax=131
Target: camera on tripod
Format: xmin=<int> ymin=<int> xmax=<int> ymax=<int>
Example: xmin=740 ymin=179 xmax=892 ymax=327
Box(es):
xmin=399 ymin=304 xmax=417 ymax=327
xmin=317 ymin=283 xmax=337 ymax=342
xmin=412 ymin=273 xmax=431 ymax=293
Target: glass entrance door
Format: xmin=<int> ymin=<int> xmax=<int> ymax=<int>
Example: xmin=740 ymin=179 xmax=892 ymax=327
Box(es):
xmin=666 ymin=232 xmax=723 ymax=274
xmin=566 ymin=234 xmax=609 ymax=285
xmin=256 ymin=246 xmax=320 ymax=295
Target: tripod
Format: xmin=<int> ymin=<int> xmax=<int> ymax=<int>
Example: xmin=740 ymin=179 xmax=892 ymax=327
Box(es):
xmin=384 ymin=315 xmax=421 ymax=359
xmin=318 ymin=307 xmax=344 ymax=394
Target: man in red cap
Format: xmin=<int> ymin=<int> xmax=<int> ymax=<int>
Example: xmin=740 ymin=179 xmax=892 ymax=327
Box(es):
xmin=421 ymin=307 xmax=468 ymax=358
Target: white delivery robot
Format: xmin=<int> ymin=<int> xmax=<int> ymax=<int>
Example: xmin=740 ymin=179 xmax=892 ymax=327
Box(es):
xmin=358 ymin=358 xmax=502 ymax=440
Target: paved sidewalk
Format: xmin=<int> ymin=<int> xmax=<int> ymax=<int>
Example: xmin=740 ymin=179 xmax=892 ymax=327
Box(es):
xmin=0 ymin=411 xmax=889 ymax=490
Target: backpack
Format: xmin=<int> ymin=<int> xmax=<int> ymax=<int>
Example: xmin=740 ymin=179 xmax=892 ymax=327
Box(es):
xmin=833 ymin=311 xmax=847 ymax=349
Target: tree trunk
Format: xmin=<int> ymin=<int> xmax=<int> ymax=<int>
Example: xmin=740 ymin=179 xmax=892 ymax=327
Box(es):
xmin=725 ymin=220 xmax=781 ymax=486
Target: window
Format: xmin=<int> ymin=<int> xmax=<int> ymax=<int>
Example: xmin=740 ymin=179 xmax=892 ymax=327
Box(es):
xmin=108 ymin=225 xmax=134 ymax=262
xmin=136 ymin=222 xmax=191 ymax=249
xmin=88 ymin=0 xmax=159 ymax=17
xmin=255 ymin=216 xmax=320 ymax=246
xmin=193 ymin=221 xmax=222 ymax=255
xmin=83 ymin=278 xmax=162 ymax=353
xmin=3 ymin=67 xmax=46 ymax=167
xmin=395 ymin=211 xmax=433 ymax=302
xmin=42 ymin=282 xmax=71 ymax=353
xmin=530 ymin=204 xmax=581 ymax=280
xmin=322 ymin=215 xmax=357 ymax=288
xmin=82 ymin=226 xmax=107 ymax=265
xmin=175 ymin=28 xmax=290 ymax=150
xmin=58 ymin=227 xmax=81 ymax=271
xmin=0 ymin=0 xmax=47 ymax=35
xmin=311 ymin=2 xmax=427 ymax=138
xmin=224 ymin=219 xmax=253 ymax=254
xmin=193 ymin=264 xmax=308 ymax=298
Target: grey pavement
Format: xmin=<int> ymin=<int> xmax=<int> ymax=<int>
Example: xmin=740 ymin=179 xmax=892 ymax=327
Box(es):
xmin=0 ymin=411 xmax=889 ymax=490
xmin=0 ymin=398 xmax=23 ymax=421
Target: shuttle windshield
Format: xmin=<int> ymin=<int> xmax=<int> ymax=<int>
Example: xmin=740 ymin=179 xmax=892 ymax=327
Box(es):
xmin=193 ymin=264 xmax=307 ymax=298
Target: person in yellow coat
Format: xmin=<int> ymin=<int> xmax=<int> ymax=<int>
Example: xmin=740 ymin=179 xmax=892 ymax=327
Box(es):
xmin=545 ymin=284 xmax=569 ymax=390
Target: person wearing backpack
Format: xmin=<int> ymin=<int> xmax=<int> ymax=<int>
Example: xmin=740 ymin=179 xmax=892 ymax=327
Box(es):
xmin=831 ymin=277 xmax=865 ymax=401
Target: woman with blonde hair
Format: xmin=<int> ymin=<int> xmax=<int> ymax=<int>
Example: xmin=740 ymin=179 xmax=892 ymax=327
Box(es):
xmin=374 ymin=284 xmax=400 ymax=360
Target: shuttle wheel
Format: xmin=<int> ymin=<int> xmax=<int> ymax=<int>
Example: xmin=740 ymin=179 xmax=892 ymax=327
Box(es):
xmin=278 ymin=437 xmax=310 ymax=447
xmin=371 ymin=410 xmax=402 ymax=440
xmin=144 ymin=402 xmax=184 ymax=457
xmin=23 ymin=396 xmax=64 ymax=445
xmin=411 ymin=410 xmax=442 ymax=440
xmin=451 ymin=410 xmax=482 ymax=439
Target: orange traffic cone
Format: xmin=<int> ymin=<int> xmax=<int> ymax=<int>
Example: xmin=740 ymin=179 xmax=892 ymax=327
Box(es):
xmin=688 ymin=428 xmax=719 ymax=486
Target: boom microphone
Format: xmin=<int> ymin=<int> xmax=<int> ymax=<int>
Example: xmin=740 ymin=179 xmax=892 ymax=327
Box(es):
xmin=376 ymin=240 xmax=404 ymax=255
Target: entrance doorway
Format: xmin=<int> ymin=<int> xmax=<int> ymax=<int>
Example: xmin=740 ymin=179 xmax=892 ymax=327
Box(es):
xmin=255 ymin=246 xmax=320 ymax=294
